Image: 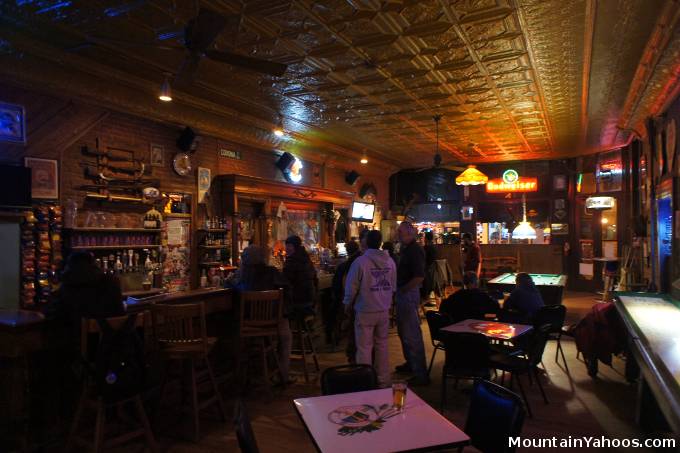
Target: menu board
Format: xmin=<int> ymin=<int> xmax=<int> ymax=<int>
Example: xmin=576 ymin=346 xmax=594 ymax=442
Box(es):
xmin=162 ymin=218 xmax=191 ymax=292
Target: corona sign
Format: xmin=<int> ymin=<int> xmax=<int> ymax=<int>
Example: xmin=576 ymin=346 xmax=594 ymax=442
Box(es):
xmin=486 ymin=169 xmax=538 ymax=193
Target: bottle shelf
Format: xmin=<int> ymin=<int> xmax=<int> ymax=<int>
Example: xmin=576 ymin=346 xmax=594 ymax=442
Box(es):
xmin=65 ymin=228 xmax=161 ymax=233
xmin=69 ymin=245 xmax=163 ymax=250
xmin=199 ymin=245 xmax=230 ymax=249
xmin=200 ymin=261 xmax=235 ymax=267
xmin=196 ymin=228 xmax=230 ymax=233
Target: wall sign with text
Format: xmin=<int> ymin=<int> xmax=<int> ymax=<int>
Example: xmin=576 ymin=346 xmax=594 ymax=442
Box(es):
xmin=486 ymin=169 xmax=538 ymax=193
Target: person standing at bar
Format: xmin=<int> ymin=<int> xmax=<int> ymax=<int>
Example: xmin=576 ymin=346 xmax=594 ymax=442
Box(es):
xmin=461 ymin=232 xmax=482 ymax=278
xmin=394 ymin=221 xmax=429 ymax=385
xmin=343 ymin=230 xmax=396 ymax=387
xmin=328 ymin=239 xmax=361 ymax=346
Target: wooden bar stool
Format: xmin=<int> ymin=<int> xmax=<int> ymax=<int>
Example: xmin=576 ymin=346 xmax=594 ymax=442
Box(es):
xmin=66 ymin=312 xmax=158 ymax=453
xmin=152 ymin=302 xmax=226 ymax=442
xmin=237 ymin=289 xmax=285 ymax=394
xmin=290 ymin=312 xmax=320 ymax=383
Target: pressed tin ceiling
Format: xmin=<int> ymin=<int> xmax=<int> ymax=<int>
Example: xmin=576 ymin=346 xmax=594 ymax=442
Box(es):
xmin=0 ymin=0 xmax=679 ymax=168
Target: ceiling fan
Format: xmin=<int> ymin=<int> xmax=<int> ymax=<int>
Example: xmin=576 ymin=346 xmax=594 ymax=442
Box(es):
xmin=412 ymin=115 xmax=467 ymax=172
xmin=76 ymin=7 xmax=287 ymax=81
xmin=175 ymin=7 xmax=288 ymax=84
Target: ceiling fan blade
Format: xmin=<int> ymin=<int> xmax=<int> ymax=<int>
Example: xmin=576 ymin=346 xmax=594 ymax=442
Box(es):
xmin=174 ymin=52 xmax=202 ymax=86
xmin=205 ymin=49 xmax=287 ymax=76
xmin=186 ymin=8 xmax=228 ymax=53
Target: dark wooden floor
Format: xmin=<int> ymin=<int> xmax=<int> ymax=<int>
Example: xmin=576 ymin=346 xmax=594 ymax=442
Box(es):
xmin=120 ymin=292 xmax=664 ymax=452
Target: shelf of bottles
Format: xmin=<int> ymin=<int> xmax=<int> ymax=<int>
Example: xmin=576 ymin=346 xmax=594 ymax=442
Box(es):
xmin=63 ymin=224 xmax=163 ymax=290
xmin=197 ymin=216 xmax=232 ymax=269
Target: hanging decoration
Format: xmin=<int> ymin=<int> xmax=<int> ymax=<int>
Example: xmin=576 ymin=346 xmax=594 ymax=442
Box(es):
xmin=455 ymin=165 xmax=488 ymax=186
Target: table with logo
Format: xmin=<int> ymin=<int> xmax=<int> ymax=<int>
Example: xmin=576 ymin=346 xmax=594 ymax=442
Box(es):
xmin=294 ymin=388 xmax=469 ymax=453
xmin=440 ymin=318 xmax=532 ymax=341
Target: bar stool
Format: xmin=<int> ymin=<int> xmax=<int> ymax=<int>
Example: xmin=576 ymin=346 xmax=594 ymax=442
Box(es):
xmin=290 ymin=312 xmax=320 ymax=383
xmin=237 ymin=289 xmax=285 ymax=394
xmin=152 ymin=302 xmax=226 ymax=442
xmin=66 ymin=313 xmax=158 ymax=453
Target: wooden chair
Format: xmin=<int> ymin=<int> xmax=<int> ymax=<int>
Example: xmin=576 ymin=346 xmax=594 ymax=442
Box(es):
xmin=238 ymin=290 xmax=285 ymax=391
xmin=152 ymin=302 xmax=226 ymax=441
xmin=67 ymin=312 xmax=158 ymax=453
xmin=290 ymin=312 xmax=320 ymax=383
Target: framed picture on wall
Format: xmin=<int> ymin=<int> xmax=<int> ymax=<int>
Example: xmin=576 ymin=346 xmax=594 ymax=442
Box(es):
xmin=150 ymin=144 xmax=164 ymax=167
xmin=197 ymin=167 xmax=211 ymax=204
xmin=24 ymin=157 xmax=58 ymax=199
xmin=553 ymin=175 xmax=567 ymax=191
xmin=0 ymin=102 xmax=26 ymax=144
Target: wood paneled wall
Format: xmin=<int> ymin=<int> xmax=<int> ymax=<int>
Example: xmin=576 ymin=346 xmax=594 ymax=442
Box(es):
xmin=0 ymin=85 xmax=391 ymax=211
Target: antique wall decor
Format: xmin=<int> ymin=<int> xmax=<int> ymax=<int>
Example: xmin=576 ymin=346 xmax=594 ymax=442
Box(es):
xmin=24 ymin=157 xmax=58 ymax=199
xmin=150 ymin=143 xmax=164 ymax=167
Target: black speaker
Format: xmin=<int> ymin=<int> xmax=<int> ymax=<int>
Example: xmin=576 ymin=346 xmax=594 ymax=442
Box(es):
xmin=345 ymin=170 xmax=360 ymax=186
xmin=176 ymin=127 xmax=197 ymax=152
xmin=276 ymin=152 xmax=296 ymax=172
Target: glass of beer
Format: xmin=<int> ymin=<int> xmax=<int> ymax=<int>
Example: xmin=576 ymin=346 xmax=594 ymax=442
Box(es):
xmin=392 ymin=380 xmax=408 ymax=411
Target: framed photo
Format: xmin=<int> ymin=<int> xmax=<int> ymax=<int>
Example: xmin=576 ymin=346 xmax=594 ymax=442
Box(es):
xmin=24 ymin=157 xmax=58 ymax=199
xmin=553 ymin=175 xmax=567 ymax=191
xmin=0 ymin=102 xmax=26 ymax=144
xmin=197 ymin=167 xmax=211 ymax=204
xmin=150 ymin=143 xmax=164 ymax=167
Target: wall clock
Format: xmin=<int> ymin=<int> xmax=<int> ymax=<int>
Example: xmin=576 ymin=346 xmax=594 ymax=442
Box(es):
xmin=172 ymin=152 xmax=192 ymax=176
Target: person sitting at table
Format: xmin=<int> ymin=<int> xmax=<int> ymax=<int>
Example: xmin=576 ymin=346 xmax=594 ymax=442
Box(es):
xmin=439 ymin=271 xmax=500 ymax=323
xmin=503 ymin=272 xmax=545 ymax=321
xmin=231 ymin=244 xmax=293 ymax=384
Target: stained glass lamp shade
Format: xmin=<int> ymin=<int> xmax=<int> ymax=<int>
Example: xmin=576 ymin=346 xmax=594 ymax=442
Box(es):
xmin=455 ymin=165 xmax=488 ymax=186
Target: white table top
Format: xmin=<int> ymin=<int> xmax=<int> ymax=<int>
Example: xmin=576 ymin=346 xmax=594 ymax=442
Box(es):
xmin=294 ymin=388 xmax=469 ymax=453
xmin=440 ymin=319 xmax=533 ymax=340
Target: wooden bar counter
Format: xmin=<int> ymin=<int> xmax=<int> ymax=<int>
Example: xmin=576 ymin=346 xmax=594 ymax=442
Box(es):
xmin=125 ymin=287 xmax=233 ymax=314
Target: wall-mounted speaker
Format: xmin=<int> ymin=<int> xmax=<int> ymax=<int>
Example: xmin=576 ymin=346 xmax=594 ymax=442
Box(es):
xmin=276 ymin=152 xmax=296 ymax=172
xmin=345 ymin=170 xmax=360 ymax=186
xmin=176 ymin=127 xmax=197 ymax=152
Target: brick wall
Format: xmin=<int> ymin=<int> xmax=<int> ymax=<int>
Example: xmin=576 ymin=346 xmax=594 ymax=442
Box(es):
xmin=0 ymin=85 xmax=391 ymax=212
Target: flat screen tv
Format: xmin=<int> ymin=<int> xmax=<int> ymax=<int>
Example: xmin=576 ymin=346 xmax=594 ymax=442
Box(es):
xmin=0 ymin=165 xmax=31 ymax=208
xmin=351 ymin=201 xmax=375 ymax=222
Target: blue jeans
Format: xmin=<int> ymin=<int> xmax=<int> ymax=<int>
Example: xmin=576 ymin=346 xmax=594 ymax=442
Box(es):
xmin=396 ymin=289 xmax=427 ymax=378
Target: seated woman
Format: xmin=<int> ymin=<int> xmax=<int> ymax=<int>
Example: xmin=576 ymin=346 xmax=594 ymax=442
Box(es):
xmin=439 ymin=271 xmax=499 ymax=323
xmin=231 ymin=245 xmax=293 ymax=384
xmin=502 ymin=272 xmax=545 ymax=322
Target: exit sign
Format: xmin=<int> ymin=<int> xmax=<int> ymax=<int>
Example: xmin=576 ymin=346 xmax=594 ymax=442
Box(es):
xmin=219 ymin=148 xmax=241 ymax=160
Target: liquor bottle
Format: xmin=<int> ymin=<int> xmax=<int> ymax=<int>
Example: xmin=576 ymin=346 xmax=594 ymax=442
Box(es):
xmin=115 ymin=254 xmax=123 ymax=274
xmin=200 ymin=269 xmax=208 ymax=288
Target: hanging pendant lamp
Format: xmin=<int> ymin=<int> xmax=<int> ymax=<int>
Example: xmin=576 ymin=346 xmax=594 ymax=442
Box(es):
xmin=455 ymin=165 xmax=489 ymax=186
xmin=512 ymin=193 xmax=536 ymax=240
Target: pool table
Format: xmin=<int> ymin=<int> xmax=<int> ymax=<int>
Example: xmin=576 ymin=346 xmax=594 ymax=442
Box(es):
xmin=615 ymin=293 xmax=680 ymax=433
xmin=486 ymin=273 xmax=568 ymax=306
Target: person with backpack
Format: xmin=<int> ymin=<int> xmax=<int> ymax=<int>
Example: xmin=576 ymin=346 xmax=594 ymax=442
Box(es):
xmin=343 ymin=230 xmax=396 ymax=387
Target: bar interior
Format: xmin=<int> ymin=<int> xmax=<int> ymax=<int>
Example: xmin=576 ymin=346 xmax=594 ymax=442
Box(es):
xmin=2 ymin=1 xmax=680 ymax=451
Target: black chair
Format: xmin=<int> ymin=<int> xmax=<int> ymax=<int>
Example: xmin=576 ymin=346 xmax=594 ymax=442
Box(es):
xmin=321 ymin=364 xmax=378 ymax=395
xmin=441 ymin=332 xmax=491 ymax=413
xmin=464 ymin=379 xmax=526 ymax=453
xmin=489 ymin=324 xmax=551 ymax=418
xmin=533 ymin=305 xmax=568 ymax=368
xmin=425 ymin=311 xmax=453 ymax=377
xmin=234 ymin=399 xmax=259 ymax=453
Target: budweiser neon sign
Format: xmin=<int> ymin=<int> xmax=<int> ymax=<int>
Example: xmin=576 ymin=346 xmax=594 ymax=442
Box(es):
xmin=486 ymin=177 xmax=538 ymax=193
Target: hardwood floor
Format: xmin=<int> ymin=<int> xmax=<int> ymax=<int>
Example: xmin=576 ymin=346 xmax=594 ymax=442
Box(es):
xmin=135 ymin=292 xmax=663 ymax=452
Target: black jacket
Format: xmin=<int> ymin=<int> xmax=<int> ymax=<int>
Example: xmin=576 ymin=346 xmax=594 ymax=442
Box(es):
xmin=283 ymin=250 xmax=317 ymax=314
xmin=439 ymin=288 xmax=500 ymax=323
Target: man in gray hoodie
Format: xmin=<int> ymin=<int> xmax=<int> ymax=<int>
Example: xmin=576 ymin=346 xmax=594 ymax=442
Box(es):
xmin=343 ymin=230 xmax=396 ymax=387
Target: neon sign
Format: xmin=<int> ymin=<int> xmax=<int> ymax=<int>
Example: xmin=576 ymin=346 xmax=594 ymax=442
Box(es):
xmin=486 ymin=170 xmax=537 ymax=193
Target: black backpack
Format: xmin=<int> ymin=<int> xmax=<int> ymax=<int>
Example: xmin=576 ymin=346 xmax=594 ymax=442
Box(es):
xmin=93 ymin=314 xmax=145 ymax=403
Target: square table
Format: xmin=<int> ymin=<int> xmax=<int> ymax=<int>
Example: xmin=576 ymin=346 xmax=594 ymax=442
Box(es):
xmin=294 ymin=388 xmax=469 ymax=453
xmin=440 ymin=319 xmax=532 ymax=341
